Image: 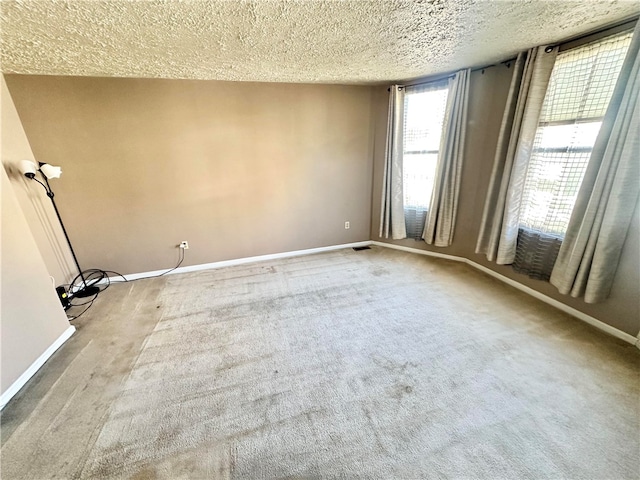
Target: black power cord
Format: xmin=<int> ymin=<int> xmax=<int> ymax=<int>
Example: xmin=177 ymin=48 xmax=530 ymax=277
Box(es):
xmin=65 ymin=248 xmax=186 ymax=321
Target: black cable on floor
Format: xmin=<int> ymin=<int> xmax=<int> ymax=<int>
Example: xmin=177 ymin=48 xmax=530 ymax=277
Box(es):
xmin=65 ymin=248 xmax=185 ymax=321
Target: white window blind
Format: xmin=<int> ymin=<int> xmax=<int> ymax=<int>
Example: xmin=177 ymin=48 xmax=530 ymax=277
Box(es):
xmin=518 ymin=31 xmax=633 ymax=237
xmin=402 ymin=81 xmax=449 ymax=238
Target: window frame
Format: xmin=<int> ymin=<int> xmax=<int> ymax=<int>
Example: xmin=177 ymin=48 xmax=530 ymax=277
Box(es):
xmin=401 ymin=80 xmax=450 ymax=211
xmin=517 ymin=30 xmax=633 ymax=239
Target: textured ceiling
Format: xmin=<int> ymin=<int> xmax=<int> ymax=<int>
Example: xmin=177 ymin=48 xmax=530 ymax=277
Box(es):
xmin=1 ymin=0 xmax=638 ymax=84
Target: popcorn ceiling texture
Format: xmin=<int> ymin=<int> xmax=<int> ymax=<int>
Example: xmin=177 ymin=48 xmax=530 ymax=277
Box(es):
xmin=1 ymin=0 xmax=638 ymax=84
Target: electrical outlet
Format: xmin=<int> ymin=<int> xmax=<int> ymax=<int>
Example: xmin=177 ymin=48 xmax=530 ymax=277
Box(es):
xmin=345 ymin=221 xmax=350 ymax=230
xmin=179 ymin=241 xmax=189 ymax=249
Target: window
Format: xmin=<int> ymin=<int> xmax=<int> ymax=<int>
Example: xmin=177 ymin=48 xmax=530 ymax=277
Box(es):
xmin=402 ymin=82 xmax=449 ymax=238
xmin=519 ymin=31 xmax=633 ymax=238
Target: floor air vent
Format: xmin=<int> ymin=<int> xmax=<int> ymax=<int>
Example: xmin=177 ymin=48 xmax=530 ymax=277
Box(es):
xmin=352 ymin=246 xmax=371 ymax=251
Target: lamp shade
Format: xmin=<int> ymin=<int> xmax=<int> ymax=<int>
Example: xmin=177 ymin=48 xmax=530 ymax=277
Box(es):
xmin=40 ymin=163 xmax=62 ymax=179
xmin=18 ymin=160 xmax=38 ymax=178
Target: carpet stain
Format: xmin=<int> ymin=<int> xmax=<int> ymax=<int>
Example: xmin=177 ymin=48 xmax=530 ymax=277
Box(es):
xmin=371 ymin=267 xmax=390 ymax=276
xmin=360 ymin=404 xmax=391 ymax=456
xmin=130 ymin=465 xmax=157 ymax=480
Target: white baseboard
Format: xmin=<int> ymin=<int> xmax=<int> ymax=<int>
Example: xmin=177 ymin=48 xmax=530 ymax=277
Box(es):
xmin=1 ymin=325 xmax=76 ymax=410
xmin=371 ymin=241 xmax=465 ymax=263
xmin=371 ymin=241 xmax=638 ymax=346
xmin=103 ymin=238 xmax=636 ymax=346
xmin=106 ymin=241 xmax=373 ymax=282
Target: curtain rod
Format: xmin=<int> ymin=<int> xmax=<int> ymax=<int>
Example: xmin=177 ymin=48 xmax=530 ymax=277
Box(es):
xmin=392 ymin=15 xmax=638 ymax=91
xmin=397 ymin=58 xmax=516 ymax=90
xmin=559 ymin=17 xmax=637 ymax=52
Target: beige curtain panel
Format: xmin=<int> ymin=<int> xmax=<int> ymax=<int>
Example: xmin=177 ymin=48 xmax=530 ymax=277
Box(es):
xmin=423 ymin=69 xmax=470 ymax=247
xmin=379 ymin=85 xmax=407 ymax=240
xmin=550 ymin=23 xmax=640 ymax=303
xmin=475 ymin=47 xmax=558 ymax=263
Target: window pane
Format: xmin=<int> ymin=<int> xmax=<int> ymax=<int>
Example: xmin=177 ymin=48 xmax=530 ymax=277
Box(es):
xmin=403 ymin=153 xmax=438 ymax=208
xmin=519 ymin=149 xmax=592 ymax=236
xmin=539 ymin=31 xmax=632 ymax=124
xmin=403 ymin=85 xmax=448 ymax=210
xmin=536 ymin=122 xmax=602 ymax=150
xmin=404 ymin=88 xmax=448 ymax=153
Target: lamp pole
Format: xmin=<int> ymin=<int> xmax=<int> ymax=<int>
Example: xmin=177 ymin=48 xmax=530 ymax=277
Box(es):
xmin=27 ymin=170 xmax=100 ymax=298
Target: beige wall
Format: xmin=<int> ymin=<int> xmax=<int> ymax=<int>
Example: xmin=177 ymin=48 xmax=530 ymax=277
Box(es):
xmin=1 ymin=97 xmax=71 ymax=394
xmin=5 ymin=75 xmax=375 ymax=275
xmin=370 ymin=67 xmax=640 ymax=337
xmin=1 ymin=77 xmax=76 ymax=286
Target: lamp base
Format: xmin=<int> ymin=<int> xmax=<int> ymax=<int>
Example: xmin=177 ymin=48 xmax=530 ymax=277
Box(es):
xmin=73 ymin=285 xmax=101 ymax=298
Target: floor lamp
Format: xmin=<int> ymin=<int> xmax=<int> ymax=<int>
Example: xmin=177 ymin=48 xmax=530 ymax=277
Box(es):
xmin=18 ymin=160 xmax=100 ymax=298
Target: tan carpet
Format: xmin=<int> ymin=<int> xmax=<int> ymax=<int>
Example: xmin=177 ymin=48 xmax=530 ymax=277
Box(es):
xmin=1 ymin=246 xmax=638 ymax=479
